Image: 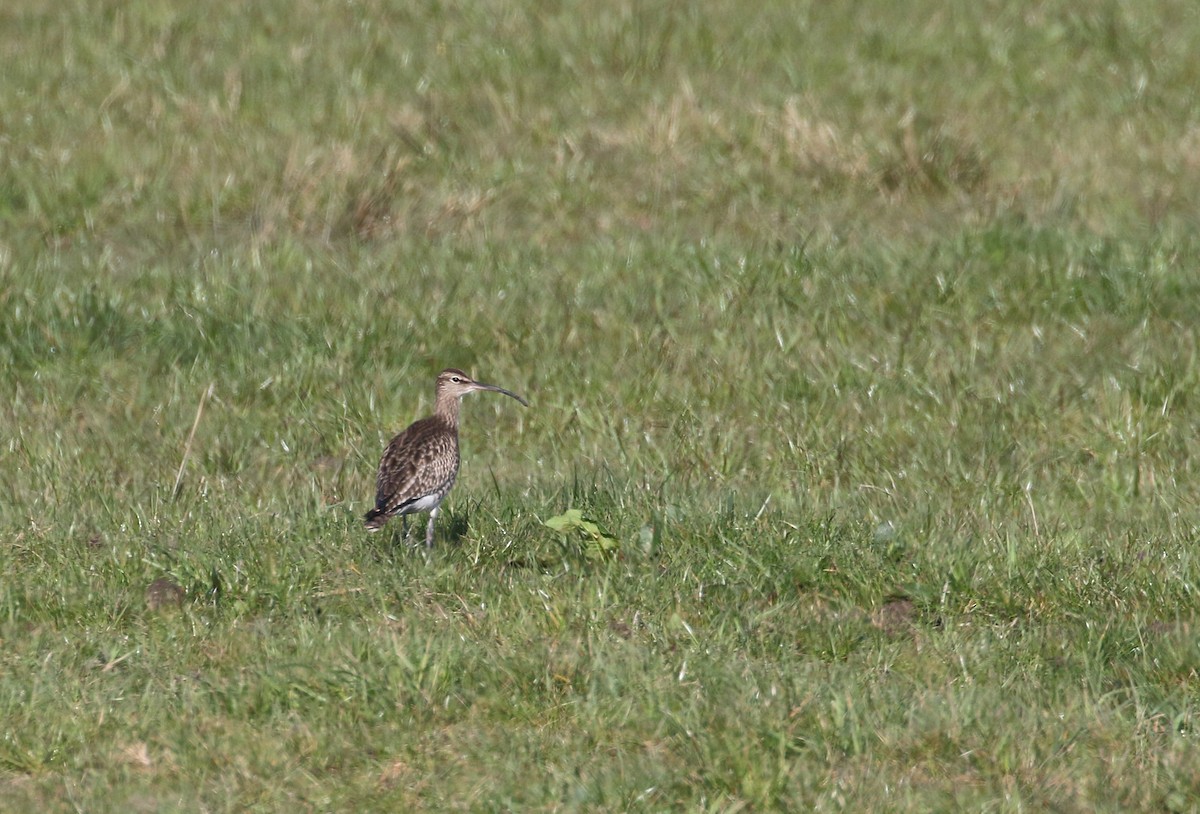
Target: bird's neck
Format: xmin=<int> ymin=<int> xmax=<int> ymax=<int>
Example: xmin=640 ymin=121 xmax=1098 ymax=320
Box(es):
xmin=433 ymin=393 xmax=462 ymax=427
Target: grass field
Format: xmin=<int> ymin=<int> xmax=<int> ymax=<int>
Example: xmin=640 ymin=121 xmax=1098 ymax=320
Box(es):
xmin=4 ymin=0 xmax=1200 ymax=810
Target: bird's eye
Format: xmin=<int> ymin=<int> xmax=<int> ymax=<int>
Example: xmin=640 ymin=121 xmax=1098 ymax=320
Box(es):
xmin=451 ymin=376 xmax=461 ymax=382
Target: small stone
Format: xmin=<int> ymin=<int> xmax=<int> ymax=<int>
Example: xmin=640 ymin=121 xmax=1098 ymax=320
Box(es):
xmin=145 ymin=577 xmax=186 ymax=611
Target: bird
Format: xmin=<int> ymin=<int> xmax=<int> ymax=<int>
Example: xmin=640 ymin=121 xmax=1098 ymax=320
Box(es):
xmin=364 ymin=368 xmax=528 ymax=547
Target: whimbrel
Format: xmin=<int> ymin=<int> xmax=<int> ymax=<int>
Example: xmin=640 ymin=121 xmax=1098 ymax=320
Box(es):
xmin=364 ymin=368 xmax=528 ymax=546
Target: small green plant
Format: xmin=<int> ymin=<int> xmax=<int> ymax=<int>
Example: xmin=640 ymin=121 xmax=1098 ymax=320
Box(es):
xmin=542 ymin=509 xmax=620 ymax=561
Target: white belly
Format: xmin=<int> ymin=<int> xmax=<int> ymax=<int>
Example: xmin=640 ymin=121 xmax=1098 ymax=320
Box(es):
xmin=405 ymin=492 xmax=444 ymax=514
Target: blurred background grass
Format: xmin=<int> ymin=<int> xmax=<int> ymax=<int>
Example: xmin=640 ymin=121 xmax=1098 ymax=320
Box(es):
xmin=3 ymin=0 xmax=1200 ymax=810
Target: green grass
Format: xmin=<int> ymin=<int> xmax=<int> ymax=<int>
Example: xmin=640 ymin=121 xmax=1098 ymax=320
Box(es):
xmin=4 ymin=0 xmax=1200 ymax=810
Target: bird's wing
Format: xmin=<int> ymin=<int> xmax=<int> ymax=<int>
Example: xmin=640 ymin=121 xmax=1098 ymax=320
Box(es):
xmin=374 ymin=417 xmax=455 ymax=515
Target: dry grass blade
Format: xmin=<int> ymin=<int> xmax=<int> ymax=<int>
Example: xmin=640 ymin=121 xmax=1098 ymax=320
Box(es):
xmin=173 ymin=383 xmax=214 ymax=498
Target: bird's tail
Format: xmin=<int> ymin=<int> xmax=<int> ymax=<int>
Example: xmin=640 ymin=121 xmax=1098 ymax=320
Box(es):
xmin=363 ymin=507 xmax=389 ymax=531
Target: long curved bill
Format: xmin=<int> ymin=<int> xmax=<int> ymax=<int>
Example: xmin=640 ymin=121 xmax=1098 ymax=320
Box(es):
xmin=474 ymin=382 xmax=530 ymax=407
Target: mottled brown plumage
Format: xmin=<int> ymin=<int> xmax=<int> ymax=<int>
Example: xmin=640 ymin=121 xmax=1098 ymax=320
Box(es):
xmin=365 ymin=368 xmax=528 ymax=546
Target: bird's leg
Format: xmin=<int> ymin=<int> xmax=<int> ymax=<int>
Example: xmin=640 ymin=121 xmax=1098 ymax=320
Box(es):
xmin=425 ymin=507 xmax=438 ymax=548
xmin=401 ymin=515 xmax=409 ymax=543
